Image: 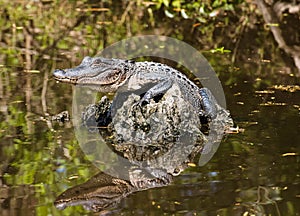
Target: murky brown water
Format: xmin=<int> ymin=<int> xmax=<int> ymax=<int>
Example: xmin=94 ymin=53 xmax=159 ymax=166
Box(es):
xmin=1 ymin=1 xmax=299 ymax=215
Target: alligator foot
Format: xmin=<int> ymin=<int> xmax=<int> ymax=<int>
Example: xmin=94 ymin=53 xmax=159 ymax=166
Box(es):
xmin=198 ymin=88 xmax=218 ymax=121
xmin=137 ymin=79 xmax=173 ymax=106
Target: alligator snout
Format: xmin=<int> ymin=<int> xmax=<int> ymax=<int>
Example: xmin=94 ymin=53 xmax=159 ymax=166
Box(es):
xmin=53 ymin=69 xmax=77 ymax=83
xmin=53 ymin=69 xmax=66 ymax=77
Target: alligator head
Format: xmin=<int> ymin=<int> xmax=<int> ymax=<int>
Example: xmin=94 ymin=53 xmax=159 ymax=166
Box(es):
xmin=54 ymin=172 xmax=133 ymax=212
xmin=53 ymin=56 xmax=134 ymax=92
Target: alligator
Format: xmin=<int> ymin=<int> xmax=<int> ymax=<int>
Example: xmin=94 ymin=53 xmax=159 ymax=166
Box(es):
xmin=55 ymin=169 xmax=173 ymax=212
xmin=53 ymin=56 xmax=221 ymax=120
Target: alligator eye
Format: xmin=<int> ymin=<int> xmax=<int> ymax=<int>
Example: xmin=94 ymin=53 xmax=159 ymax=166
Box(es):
xmin=91 ymin=59 xmax=105 ymax=67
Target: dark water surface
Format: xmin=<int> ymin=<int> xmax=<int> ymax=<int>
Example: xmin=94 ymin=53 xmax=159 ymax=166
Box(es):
xmin=1 ymin=1 xmax=300 ymax=216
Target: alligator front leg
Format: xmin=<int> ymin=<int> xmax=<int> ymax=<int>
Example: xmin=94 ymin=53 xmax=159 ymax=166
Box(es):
xmin=139 ymin=79 xmax=173 ymax=105
xmin=199 ymin=88 xmax=218 ymax=119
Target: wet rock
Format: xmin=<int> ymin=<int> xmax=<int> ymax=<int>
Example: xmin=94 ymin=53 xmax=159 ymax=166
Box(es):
xmin=82 ymin=84 xmax=225 ymax=175
xmin=81 ymin=83 xmax=233 ymax=176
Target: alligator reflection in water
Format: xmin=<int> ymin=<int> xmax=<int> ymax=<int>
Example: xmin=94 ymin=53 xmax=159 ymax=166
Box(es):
xmin=54 ymin=82 xmax=233 ymax=212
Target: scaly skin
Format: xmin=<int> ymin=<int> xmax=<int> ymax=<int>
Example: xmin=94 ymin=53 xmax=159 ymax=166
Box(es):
xmin=53 ymin=56 xmax=219 ymax=119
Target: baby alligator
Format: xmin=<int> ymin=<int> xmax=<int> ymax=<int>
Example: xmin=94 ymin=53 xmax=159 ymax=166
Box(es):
xmin=53 ymin=56 xmax=220 ymax=119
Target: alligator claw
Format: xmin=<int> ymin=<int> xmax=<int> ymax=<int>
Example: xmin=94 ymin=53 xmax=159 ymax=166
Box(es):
xmin=131 ymin=96 xmax=149 ymax=110
xmin=138 ymin=98 xmax=150 ymax=106
xmin=131 ymin=99 xmax=144 ymax=112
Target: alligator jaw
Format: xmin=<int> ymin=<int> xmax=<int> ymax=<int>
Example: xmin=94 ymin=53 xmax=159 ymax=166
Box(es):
xmin=53 ymin=69 xmax=79 ymax=84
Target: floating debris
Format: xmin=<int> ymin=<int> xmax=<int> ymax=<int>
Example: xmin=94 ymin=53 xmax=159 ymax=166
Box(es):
xmin=271 ymin=85 xmax=300 ymax=92
xmin=255 ymin=90 xmax=275 ymax=94
xmin=260 ymin=102 xmax=287 ymax=106
xmin=226 ymin=126 xmax=245 ymax=134
xmin=282 ymin=153 xmax=298 ymax=157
